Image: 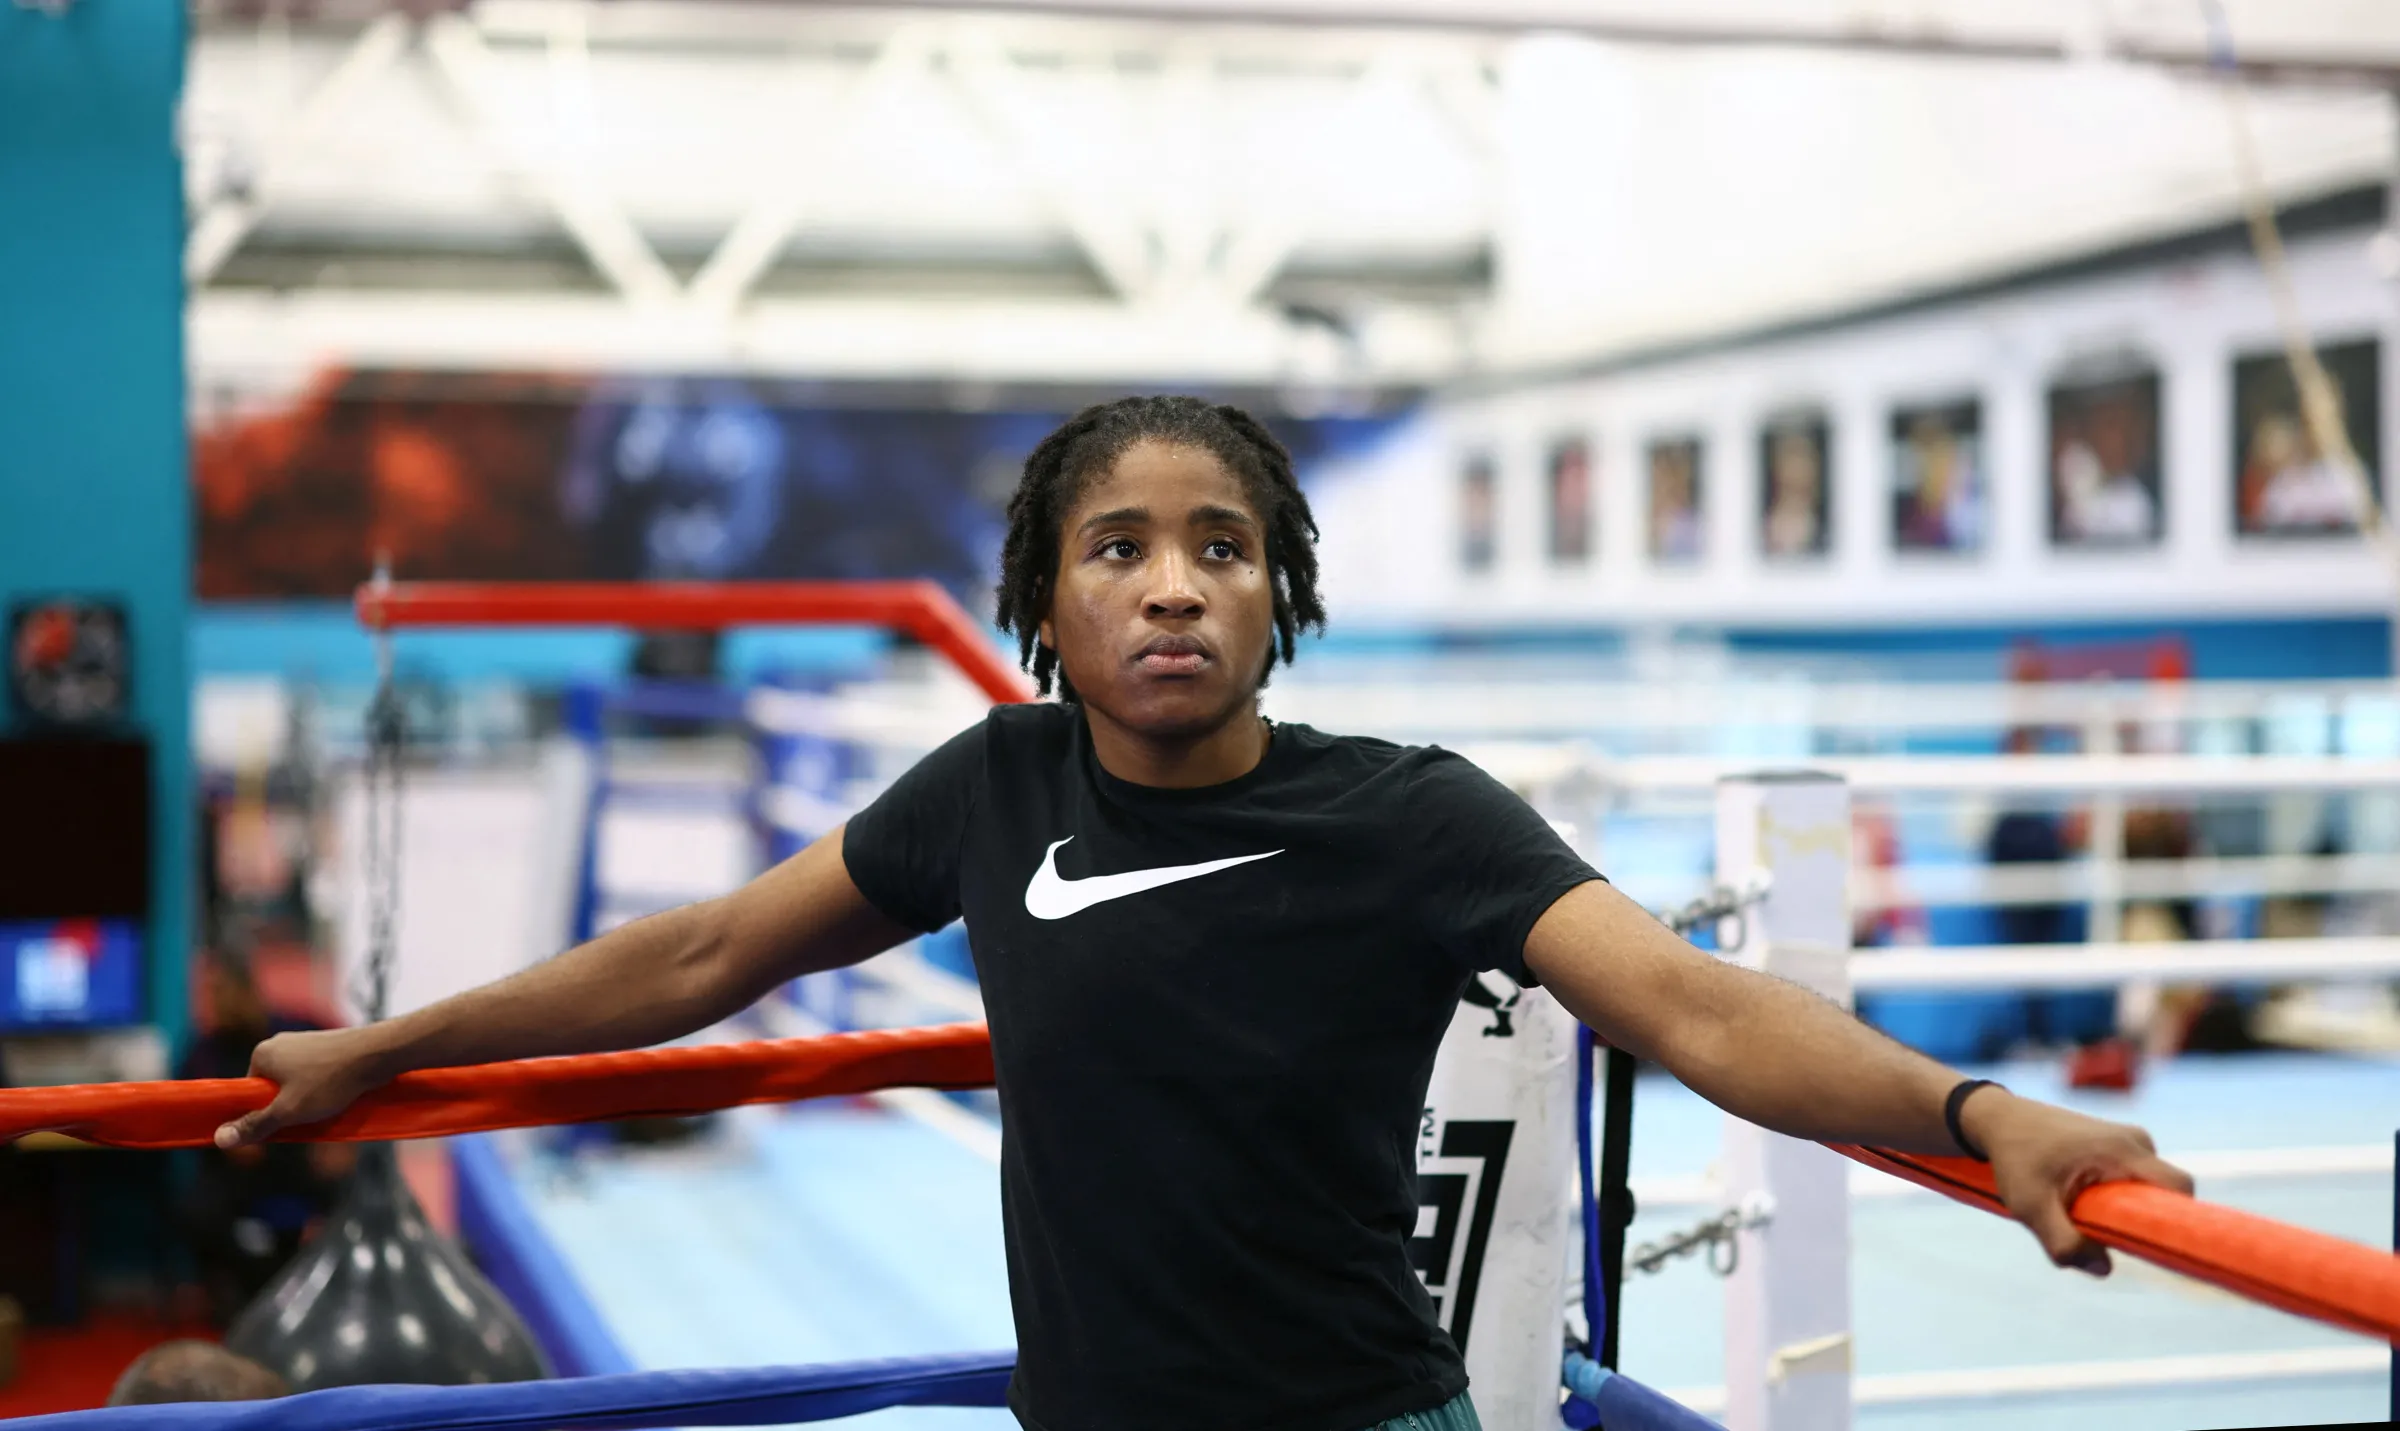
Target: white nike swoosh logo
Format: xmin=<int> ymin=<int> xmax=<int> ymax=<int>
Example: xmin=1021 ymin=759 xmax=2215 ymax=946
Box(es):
xmin=1023 ymin=837 xmax=1282 ymax=920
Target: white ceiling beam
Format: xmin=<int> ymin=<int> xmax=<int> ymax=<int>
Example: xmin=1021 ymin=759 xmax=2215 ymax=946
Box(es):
xmin=422 ymin=12 xmax=682 ymax=307
xmin=184 ymin=11 xmax=413 ymax=286
xmin=1211 ymin=212 xmax=1305 ymax=312
xmin=946 ymin=24 xmax=1164 ymax=302
xmin=470 ymin=0 xmax=1455 ymax=73
xmin=688 ymin=23 xmax=940 ymax=317
xmin=840 ymin=0 xmax=2400 ymax=84
xmin=1145 ymin=43 xmax=1224 ymax=306
xmin=183 ymin=3 xmax=2390 ymax=389
xmin=1423 ymin=49 xmax=1500 ymax=159
xmin=1213 ymin=46 xmax=1428 ymax=308
xmin=189 ymin=288 xmax=1466 ymax=386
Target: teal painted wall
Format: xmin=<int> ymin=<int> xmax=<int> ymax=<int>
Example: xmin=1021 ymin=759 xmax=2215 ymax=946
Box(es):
xmin=0 ymin=4 xmax=191 ymax=1050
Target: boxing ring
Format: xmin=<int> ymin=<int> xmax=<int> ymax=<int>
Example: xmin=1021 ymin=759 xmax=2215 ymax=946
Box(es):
xmin=3 ymin=1023 xmax=2394 ymax=1430
xmin=5 ymin=581 xmax=2399 ymax=1431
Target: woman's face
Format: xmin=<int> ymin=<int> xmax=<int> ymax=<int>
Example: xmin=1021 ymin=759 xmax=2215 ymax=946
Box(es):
xmin=2251 ymin=413 xmax=2303 ymax=471
xmin=1651 ymin=450 xmax=1690 ymax=511
xmin=1040 ymin=439 xmax=1276 ymax=739
xmin=1911 ymin=418 xmax=1958 ymax=500
xmin=1771 ymin=430 xmax=1819 ymax=504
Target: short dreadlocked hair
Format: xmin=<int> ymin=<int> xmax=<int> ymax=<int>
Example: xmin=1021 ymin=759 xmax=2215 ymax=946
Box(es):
xmin=996 ymin=395 xmax=1325 ymax=702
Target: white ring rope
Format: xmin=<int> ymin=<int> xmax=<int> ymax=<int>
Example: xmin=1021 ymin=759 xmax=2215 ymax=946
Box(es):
xmin=1632 ymin=1142 xmax=2395 ymax=1214
xmin=744 ymin=686 xmax=987 ymax=750
xmin=1470 ymin=750 xmax=2400 ymax=796
xmin=1852 ymin=852 xmax=2400 ymax=911
xmin=1834 ymin=935 xmax=2400 ymax=992
xmin=1636 ymin=853 xmax=2400 ymax=912
xmin=744 ymin=990 xmax=999 ymax=1164
xmin=1265 ymin=676 xmax=2393 ymax=740
xmin=847 ymin=949 xmax=987 ymax=1023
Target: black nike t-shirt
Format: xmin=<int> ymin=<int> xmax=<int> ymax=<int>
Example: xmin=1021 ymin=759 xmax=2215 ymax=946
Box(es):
xmin=842 ymin=702 xmax=1601 ymax=1431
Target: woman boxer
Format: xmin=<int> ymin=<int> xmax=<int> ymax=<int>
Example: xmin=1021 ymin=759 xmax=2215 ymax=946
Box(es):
xmin=220 ymin=396 xmax=2187 ymax=1431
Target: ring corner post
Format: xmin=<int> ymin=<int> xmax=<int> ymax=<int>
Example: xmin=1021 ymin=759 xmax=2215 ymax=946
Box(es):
xmin=1714 ymin=772 xmax=1854 ymax=1431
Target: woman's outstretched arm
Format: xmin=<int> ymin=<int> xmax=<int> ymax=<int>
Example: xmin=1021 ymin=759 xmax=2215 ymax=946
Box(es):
xmin=215 ymin=825 xmax=911 ymax=1147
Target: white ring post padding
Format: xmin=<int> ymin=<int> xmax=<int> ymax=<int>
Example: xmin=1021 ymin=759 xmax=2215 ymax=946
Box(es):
xmin=1716 ymin=773 xmax=1854 ymax=1431
xmin=1415 ymin=984 xmax=1581 ymax=1431
xmin=1839 ymin=936 xmax=2400 ymax=991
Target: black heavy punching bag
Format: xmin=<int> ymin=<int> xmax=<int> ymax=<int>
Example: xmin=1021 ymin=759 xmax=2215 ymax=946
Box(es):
xmin=226 ymin=1144 xmax=551 ymax=1390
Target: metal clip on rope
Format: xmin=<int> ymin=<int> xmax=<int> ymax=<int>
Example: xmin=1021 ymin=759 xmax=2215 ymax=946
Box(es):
xmin=1659 ymin=871 xmax=1774 ymax=947
xmin=1626 ymin=1192 xmax=1774 ymax=1279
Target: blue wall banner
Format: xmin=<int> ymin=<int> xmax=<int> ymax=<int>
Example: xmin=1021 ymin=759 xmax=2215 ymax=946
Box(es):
xmin=0 ymin=2 xmax=191 ymax=1049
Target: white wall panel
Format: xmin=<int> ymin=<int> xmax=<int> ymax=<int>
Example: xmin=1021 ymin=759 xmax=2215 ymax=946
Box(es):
xmin=1317 ymin=224 xmax=2400 ymax=629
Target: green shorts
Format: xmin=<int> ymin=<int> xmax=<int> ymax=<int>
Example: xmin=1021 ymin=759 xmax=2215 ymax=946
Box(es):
xmin=1365 ymin=1390 xmax=1482 ymax=1431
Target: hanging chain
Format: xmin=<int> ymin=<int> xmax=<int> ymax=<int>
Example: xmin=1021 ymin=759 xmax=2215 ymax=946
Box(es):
xmin=357 ymin=620 xmax=403 ymax=1024
xmin=1658 ymin=870 xmax=1774 ymax=947
xmin=1626 ymin=1193 xmax=1774 ymax=1279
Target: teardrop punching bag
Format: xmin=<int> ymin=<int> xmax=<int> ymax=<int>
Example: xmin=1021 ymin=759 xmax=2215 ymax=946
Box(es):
xmin=225 ymin=1144 xmax=551 ymax=1390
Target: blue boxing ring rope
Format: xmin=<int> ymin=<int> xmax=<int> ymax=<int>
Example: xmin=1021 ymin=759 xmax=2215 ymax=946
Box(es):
xmin=1 ymin=1355 xmax=1016 ymax=1430
xmin=0 ymin=1351 xmax=1719 ymax=1431
xmin=1562 ymin=1027 xmax=1725 ymax=1431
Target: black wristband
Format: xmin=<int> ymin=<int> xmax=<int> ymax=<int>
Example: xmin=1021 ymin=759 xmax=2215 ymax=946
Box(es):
xmin=1945 ymin=1078 xmax=2000 ymax=1161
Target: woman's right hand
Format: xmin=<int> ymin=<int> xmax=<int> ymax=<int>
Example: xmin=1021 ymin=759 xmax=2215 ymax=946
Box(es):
xmin=213 ymin=1027 xmax=397 ymax=1149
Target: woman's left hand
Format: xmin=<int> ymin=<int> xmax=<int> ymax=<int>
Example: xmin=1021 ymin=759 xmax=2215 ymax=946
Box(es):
xmin=1959 ymin=1086 xmax=2193 ymax=1275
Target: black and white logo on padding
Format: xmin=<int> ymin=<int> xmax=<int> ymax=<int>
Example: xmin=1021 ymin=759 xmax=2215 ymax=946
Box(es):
xmin=1459 ymin=971 xmax=1521 ymax=1038
xmin=1409 ymin=1116 xmax=1513 ymax=1353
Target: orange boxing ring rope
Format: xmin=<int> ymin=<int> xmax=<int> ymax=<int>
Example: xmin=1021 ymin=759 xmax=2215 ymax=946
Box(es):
xmin=1831 ymin=1143 xmax=2400 ymax=1345
xmin=0 ymin=1024 xmax=991 ymax=1151
xmin=4 ymin=1025 xmax=2396 ymax=1346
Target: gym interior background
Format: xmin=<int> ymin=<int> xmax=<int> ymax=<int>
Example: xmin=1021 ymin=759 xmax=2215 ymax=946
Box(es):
xmin=3 ymin=2 xmax=2399 ymax=1428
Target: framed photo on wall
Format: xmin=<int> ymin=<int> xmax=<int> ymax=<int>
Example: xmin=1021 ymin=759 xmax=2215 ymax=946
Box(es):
xmin=1459 ymin=451 xmax=1497 ymax=572
xmin=1547 ymin=436 xmax=1594 ymax=565
xmin=1890 ymin=398 xmax=1986 ymax=554
xmin=2233 ymin=339 xmax=2380 ymax=538
xmin=2047 ymin=367 xmax=2163 ymax=548
xmin=1758 ymin=413 xmax=1831 ymax=560
xmin=1645 ymin=436 xmax=1704 ymax=564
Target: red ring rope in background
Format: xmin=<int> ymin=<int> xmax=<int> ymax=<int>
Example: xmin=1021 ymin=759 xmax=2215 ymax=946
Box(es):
xmin=1 ymin=1024 xmax=2393 ymax=1343
xmin=353 ymin=580 xmax=1036 ymax=706
xmin=0 ymin=1024 xmax=991 ymax=1151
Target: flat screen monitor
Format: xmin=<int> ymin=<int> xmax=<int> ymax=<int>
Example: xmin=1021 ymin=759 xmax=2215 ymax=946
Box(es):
xmin=0 ymin=737 xmax=149 ymax=1031
xmin=0 ymin=917 xmax=144 ymax=1029
xmin=0 ymin=736 xmax=150 ymax=920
